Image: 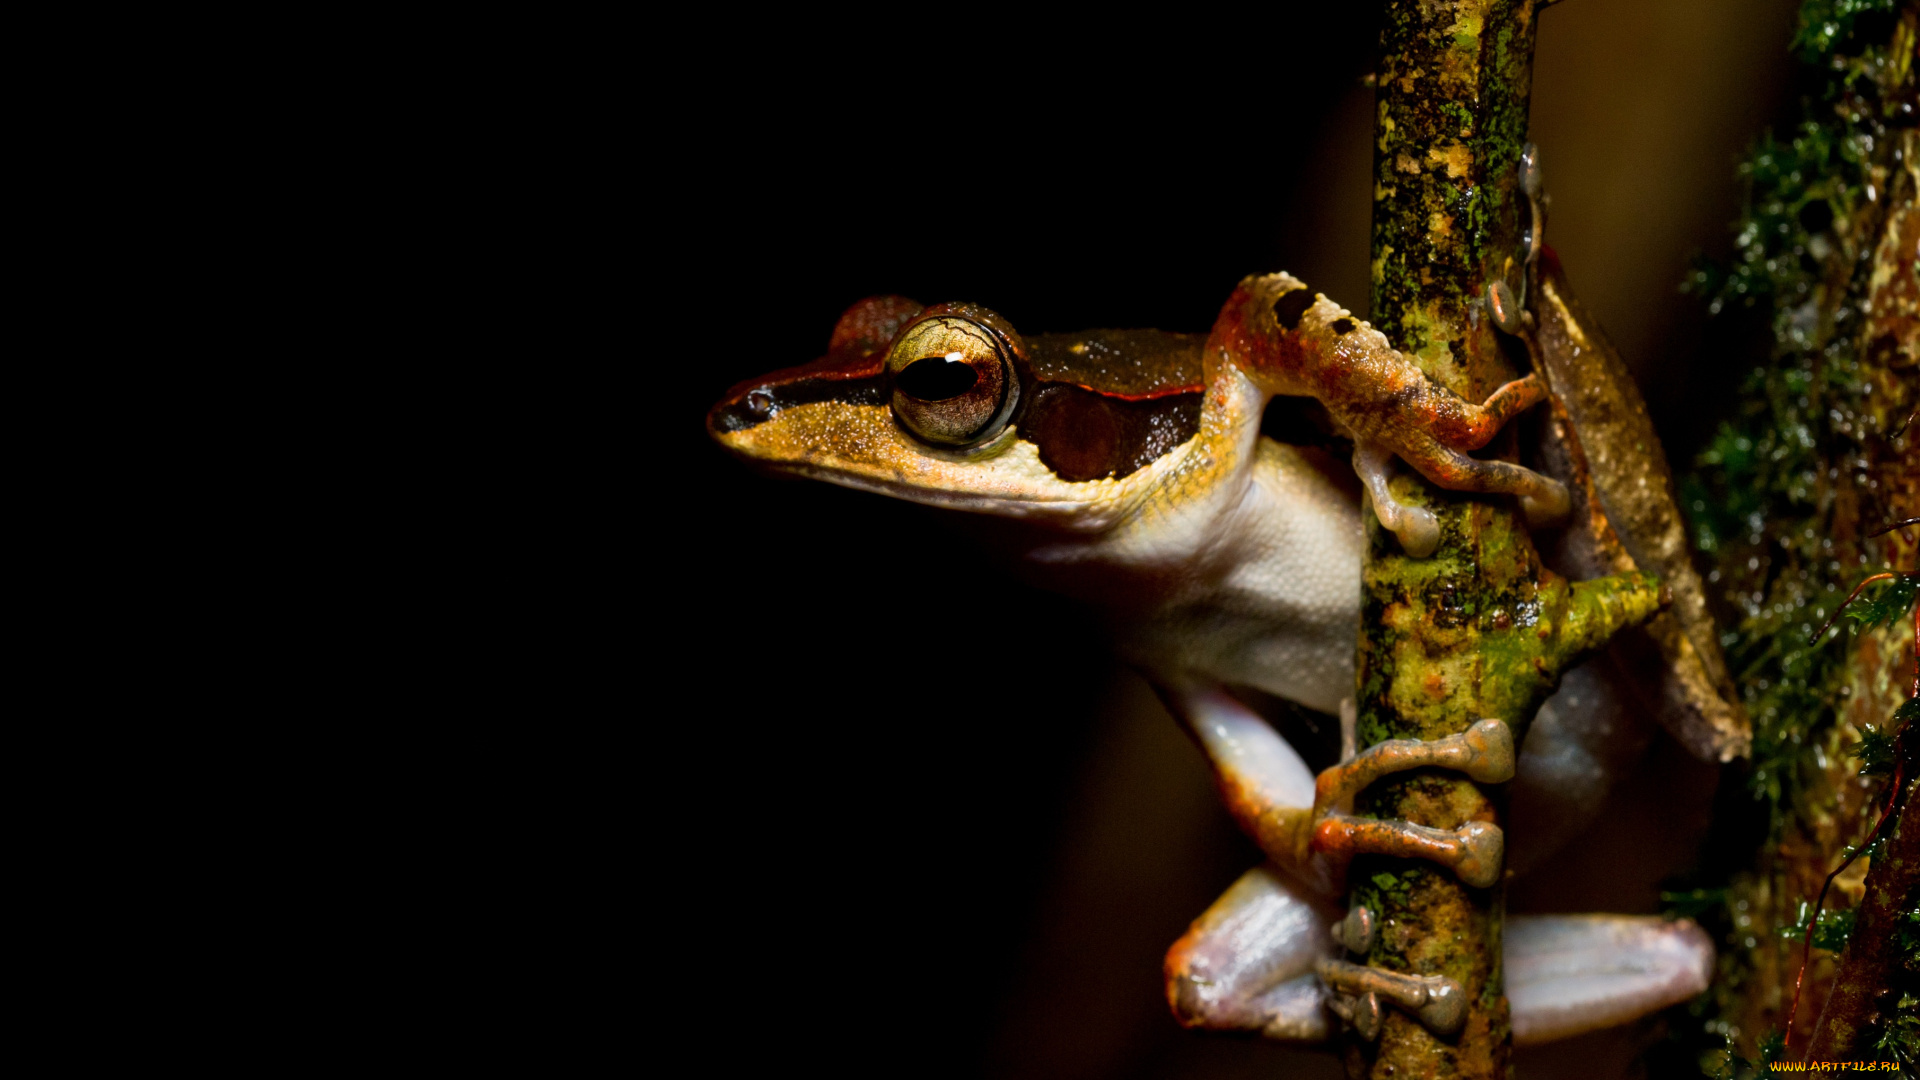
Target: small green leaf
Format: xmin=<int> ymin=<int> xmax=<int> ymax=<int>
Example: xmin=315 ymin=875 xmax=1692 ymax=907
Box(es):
xmin=1775 ymin=899 xmax=1857 ymax=951
xmin=1851 ymin=725 xmax=1897 ymax=777
xmin=1841 ymin=573 xmax=1917 ymax=631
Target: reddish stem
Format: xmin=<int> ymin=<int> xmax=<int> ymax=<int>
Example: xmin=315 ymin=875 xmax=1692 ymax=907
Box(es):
xmin=1784 ymin=748 xmax=1909 ymax=1051
xmin=1807 ymin=573 xmax=1896 ymax=646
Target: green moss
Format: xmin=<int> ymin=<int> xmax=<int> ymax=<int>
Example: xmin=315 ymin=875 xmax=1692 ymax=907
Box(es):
xmin=1850 ymin=723 xmax=1898 ymax=777
xmin=1674 ymin=0 xmax=1915 ymax=1072
xmin=1791 ymin=0 xmax=1897 ymax=62
xmin=1679 ymin=0 xmax=1909 ymax=835
xmin=1775 ymin=899 xmax=1858 ymax=951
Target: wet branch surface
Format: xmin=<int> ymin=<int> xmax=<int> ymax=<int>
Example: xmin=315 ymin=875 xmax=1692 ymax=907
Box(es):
xmin=1349 ymin=3 xmax=1562 ymax=1078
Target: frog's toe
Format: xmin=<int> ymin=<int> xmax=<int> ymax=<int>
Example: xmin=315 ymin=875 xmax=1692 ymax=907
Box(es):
xmin=1353 ymin=441 xmax=1441 ymax=557
xmin=1379 ymin=500 xmax=1441 ymax=558
xmin=1313 ymin=719 xmax=1514 ymax=816
xmin=1520 ymin=476 xmax=1572 ymax=527
xmin=1311 ymin=815 xmax=1505 ymax=888
xmin=1413 ymin=445 xmax=1571 ymax=528
xmin=1316 ymin=959 xmax=1467 ymax=1037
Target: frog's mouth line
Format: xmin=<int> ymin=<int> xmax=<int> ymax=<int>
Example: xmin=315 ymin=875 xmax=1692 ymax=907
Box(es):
xmin=773 ymin=457 xmax=1171 ymax=535
xmin=782 ymin=462 xmax=1116 ymax=515
xmin=714 ymin=397 xmax=1176 ymax=524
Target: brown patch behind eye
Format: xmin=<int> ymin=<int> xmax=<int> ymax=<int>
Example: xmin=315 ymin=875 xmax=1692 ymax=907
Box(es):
xmin=1018 ymin=383 xmax=1203 ymax=482
xmin=1025 ymin=329 xmax=1205 ymax=398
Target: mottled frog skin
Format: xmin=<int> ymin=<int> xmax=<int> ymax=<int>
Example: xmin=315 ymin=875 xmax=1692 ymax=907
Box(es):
xmin=707 ymin=264 xmax=1712 ymax=1048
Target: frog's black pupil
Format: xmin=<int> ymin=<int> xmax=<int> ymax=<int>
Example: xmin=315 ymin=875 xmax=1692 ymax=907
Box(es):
xmin=897 ymin=356 xmax=979 ymax=401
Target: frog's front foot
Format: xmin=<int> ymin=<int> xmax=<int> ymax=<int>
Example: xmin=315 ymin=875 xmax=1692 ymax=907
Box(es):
xmin=1352 ymin=395 xmax=1570 ymax=556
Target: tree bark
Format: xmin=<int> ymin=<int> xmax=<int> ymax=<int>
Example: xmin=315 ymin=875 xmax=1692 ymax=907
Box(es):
xmin=1347 ymin=2 xmax=1660 ymax=1077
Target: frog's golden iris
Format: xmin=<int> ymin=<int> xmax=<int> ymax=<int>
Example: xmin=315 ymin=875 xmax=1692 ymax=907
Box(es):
xmin=884 ymin=306 xmax=1022 ymax=450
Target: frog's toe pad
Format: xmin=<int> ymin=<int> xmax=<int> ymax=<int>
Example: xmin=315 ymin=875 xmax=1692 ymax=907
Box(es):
xmin=1520 ymin=477 xmax=1571 ymax=527
xmin=1375 ymin=498 xmax=1440 ymax=558
xmin=1506 ymin=914 xmax=1714 ymax=1045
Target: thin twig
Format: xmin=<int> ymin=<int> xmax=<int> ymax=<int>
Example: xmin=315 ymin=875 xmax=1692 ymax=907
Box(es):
xmin=1808 ymin=572 xmax=1897 ymax=644
xmin=1785 ymin=749 xmax=1911 ymax=1051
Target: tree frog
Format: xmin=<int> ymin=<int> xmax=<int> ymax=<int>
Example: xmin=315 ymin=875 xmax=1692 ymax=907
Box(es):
xmin=707 ymin=210 xmax=1713 ymax=1047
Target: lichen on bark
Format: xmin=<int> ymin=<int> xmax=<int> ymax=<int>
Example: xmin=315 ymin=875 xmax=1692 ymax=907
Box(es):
xmin=1347 ymin=2 xmax=1664 ymax=1078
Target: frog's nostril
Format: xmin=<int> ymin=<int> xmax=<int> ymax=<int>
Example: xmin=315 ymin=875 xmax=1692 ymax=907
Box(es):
xmin=746 ymin=390 xmax=774 ymax=418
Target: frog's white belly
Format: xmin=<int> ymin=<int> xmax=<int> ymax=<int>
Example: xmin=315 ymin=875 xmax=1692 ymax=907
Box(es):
xmin=1089 ymin=438 xmax=1365 ymax=715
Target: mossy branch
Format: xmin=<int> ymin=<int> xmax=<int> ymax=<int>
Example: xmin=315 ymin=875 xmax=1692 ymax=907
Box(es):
xmin=1348 ymin=2 xmax=1663 ymax=1077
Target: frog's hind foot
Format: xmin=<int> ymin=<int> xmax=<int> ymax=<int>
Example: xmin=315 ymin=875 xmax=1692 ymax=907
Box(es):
xmin=1165 ymin=874 xmax=1716 ymax=1048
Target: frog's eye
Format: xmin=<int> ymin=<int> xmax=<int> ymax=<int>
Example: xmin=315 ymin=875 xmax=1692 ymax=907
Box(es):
xmin=886 ymin=314 xmax=1020 ymax=449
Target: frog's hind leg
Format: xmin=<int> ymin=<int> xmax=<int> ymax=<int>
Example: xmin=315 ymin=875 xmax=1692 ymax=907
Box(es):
xmin=1166 ymin=899 xmax=1714 ymax=1047
xmin=1397 ymin=429 xmax=1572 ymax=526
xmin=1164 ymin=862 xmax=1342 ymax=1042
xmin=1160 ymin=686 xmax=1342 ymax=895
xmin=1505 ymin=914 xmax=1714 ymax=1045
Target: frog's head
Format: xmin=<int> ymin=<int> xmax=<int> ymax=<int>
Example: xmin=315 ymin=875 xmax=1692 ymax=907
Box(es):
xmin=708 ymin=296 xmax=1208 ymax=526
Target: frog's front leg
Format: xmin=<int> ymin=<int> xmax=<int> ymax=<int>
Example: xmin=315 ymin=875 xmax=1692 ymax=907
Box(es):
xmin=1162 ymin=686 xmax=1338 ymax=892
xmin=1206 ymin=275 xmax=1570 ymax=557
